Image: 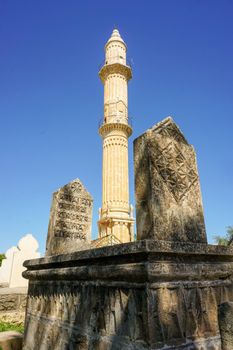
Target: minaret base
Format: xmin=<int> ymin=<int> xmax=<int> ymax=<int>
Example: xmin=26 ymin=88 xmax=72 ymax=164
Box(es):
xmin=94 ymin=216 xmax=134 ymax=248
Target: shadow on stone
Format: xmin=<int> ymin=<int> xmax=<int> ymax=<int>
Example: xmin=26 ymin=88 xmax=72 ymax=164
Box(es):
xmin=23 ymin=279 xmax=149 ymax=349
xmin=218 ymin=302 xmax=233 ymax=350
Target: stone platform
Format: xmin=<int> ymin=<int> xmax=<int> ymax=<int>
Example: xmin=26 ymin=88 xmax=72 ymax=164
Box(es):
xmin=22 ymin=240 xmax=233 ymax=349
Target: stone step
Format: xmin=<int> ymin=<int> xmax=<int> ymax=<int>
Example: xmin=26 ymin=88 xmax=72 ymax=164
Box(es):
xmin=0 ymin=331 xmax=23 ymax=350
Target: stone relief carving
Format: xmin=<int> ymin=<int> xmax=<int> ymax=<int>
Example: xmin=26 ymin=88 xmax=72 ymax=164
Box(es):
xmin=134 ymin=117 xmax=207 ymax=243
xmin=149 ymin=140 xmax=198 ymax=203
xmin=23 ymin=278 xmax=233 ymax=349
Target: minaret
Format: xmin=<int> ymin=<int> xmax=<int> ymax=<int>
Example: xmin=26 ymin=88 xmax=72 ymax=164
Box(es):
xmin=98 ymin=29 xmax=134 ymax=243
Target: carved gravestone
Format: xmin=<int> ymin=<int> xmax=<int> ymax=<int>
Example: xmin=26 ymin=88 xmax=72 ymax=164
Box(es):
xmin=46 ymin=178 xmax=93 ymax=256
xmin=134 ymin=117 xmax=207 ymax=243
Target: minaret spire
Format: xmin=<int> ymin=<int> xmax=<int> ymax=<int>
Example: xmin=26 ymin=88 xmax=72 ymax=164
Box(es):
xmin=97 ymin=29 xmax=135 ymax=244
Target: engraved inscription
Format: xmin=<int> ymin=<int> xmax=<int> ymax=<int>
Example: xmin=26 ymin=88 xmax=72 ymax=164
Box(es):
xmin=45 ymin=178 xmax=93 ymax=255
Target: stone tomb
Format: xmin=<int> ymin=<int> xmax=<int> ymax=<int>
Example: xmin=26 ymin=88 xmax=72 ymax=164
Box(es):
xmin=134 ymin=117 xmax=207 ymax=243
xmin=22 ymin=120 xmax=233 ymax=349
xmin=23 ymin=241 xmax=233 ymax=349
xmin=46 ymin=178 xmax=93 ymax=256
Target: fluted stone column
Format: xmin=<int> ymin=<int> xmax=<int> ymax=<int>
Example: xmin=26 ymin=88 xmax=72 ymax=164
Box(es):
xmin=98 ymin=29 xmax=134 ymax=243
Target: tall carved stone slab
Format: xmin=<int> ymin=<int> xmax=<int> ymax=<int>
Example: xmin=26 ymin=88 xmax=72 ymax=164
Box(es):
xmin=45 ymin=178 xmax=93 ymax=256
xmin=134 ymin=117 xmax=207 ymax=243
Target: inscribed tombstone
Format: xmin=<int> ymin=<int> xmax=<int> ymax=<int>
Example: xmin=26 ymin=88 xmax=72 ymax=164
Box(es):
xmin=46 ymin=178 xmax=93 ymax=256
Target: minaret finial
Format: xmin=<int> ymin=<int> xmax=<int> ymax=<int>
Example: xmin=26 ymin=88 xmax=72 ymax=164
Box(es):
xmin=111 ymin=28 xmax=120 ymax=37
xmin=106 ymin=28 xmax=125 ymax=47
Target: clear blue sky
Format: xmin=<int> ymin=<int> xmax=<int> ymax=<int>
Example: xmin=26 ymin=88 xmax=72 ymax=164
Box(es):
xmin=0 ymin=0 xmax=232 ymax=254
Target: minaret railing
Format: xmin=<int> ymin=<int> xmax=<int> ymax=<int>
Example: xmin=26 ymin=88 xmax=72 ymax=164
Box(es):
xmin=98 ymin=116 xmax=133 ymax=129
xmin=98 ymin=57 xmax=132 ymax=71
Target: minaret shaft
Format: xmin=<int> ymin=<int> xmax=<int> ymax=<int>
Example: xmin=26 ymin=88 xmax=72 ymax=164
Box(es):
xmin=98 ymin=29 xmax=134 ymax=244
xmin=104 ymin=75 xmax=128 ymax=120
xmin=102 ymin=131 xmax=129 ymax=209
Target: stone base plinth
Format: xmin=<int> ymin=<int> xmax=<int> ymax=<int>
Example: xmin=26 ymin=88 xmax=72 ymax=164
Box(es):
xmin=22 ymin=240 xmax=233 ymax=349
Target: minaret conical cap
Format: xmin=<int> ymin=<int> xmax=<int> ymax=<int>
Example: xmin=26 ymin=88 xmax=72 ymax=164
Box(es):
xmin=105 ymin=28 xmax=126 ymax=47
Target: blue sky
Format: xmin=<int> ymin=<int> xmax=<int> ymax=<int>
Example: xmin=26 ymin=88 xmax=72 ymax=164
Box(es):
xmin=0 ymin=0 xmax=232 ymax=254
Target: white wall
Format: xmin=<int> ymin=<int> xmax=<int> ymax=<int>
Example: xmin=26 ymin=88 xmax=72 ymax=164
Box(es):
xmin=0 ymin=234 xmax=40 ymax=288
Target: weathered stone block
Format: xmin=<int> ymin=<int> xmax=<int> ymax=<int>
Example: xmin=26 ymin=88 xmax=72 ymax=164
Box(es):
xmin=218 ymin=302 xmax=233 ymax=350
xmin=134 ymin=117 xmax=207 ymax=243
xmin=0 ymin=288 xmax=27 ymax=312
xmin=0 ymin=287 xmax=27 ymax=327
xmin=0 ymin=331 xmax=23 ymax=350
xmin=45 ymin=178 xmax=93 ymax=256
xmin=22 ymin=241 xmax=233 ymax=349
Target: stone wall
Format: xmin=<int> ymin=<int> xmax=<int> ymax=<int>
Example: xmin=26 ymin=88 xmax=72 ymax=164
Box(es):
xmin=0 ymin=287 xmax=27 ymax=325
xmin=22 ymin=240 xmax=233 ymax=349
xmin=0 ymin=234 xmax=40 ymax=288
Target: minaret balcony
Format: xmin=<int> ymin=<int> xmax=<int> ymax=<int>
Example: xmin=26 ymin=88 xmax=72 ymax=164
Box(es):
xmin=98 ymin=57 xmax=132 ymax=70
xmin=98 ymin=116 xmax=133 ymax=129
xmin=99 ymin=61 xmax=132 ymax=82
xmin=98 ymin=116 xmax=133 ymax=137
